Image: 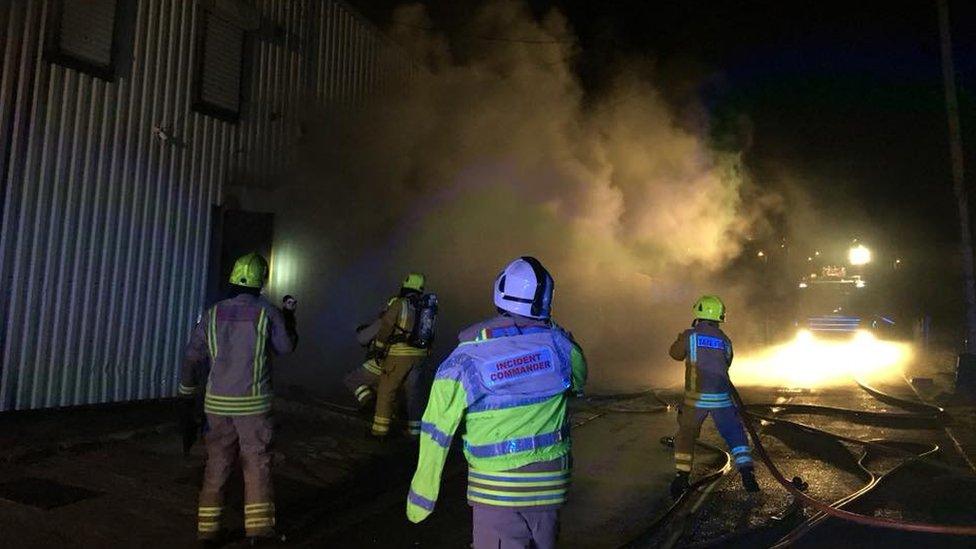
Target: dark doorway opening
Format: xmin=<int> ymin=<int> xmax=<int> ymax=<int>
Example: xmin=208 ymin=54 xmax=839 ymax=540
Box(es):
xmin=207 ymin=206 xmax=275 ymax=307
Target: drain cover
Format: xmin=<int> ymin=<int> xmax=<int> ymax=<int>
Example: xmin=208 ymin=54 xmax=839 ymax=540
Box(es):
xmin=0 ymin=477 xmax=101 ymax=509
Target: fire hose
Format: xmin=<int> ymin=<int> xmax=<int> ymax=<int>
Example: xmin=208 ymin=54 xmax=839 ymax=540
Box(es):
xmin=730 ymin=383 xmax=976 ymax=537
xmin=586 ymin=392 xmax=736 ymax=549
xmin=737 ymin=383 xmax=950 ymax=546
xmin=770 ymin=437 xmax=939 ymax=548
xmin=297 ymin=384 xmax=976 ymax=540
xmin=742 ymin=402 xmax=967 ymax=477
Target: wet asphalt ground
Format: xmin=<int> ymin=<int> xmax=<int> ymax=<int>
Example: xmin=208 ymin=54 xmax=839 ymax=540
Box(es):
xmin=636 ymin=382 xmax=976 ymax=548
xmin=298 ymin=399 xmax=703 ymax=547
xmin=0 ymin=377 xmax=973 ymax=547
xmin=297 ymin=381 xmax=976 ymax=548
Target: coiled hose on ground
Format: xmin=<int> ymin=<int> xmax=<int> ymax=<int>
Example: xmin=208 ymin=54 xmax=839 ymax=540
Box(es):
xmin=616 ymin=379 xmax=976 ymax=547
xmin=730 ymin=380 xmax=976 ymax=537
xmin=301 ymin=381 xmax=976 ymax=542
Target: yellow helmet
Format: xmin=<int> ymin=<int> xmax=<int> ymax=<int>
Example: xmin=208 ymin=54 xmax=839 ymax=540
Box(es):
xmin=229 ymin=253 xmax=269 ymax=288
xmin=693 ymin=295 xmax=726 ymax=322
xmin=402 ymin=273 xmax=425 ymax=292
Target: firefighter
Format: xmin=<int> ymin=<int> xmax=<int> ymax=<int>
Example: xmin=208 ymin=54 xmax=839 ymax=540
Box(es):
xmin=179 ymin=253 xmax=298 ymax=543
xmin=406 ymin=257 xmax=587 ymax=549
xmin=346 ymin=273 xmax=431 ymax=438
xmin=668 ymin=295 xmax=758 ymax=499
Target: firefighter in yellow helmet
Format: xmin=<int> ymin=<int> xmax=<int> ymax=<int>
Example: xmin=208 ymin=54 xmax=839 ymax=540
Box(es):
xmin=179 ymin=253 xmax=298 ymax=543
xmin=668 ymin=295 xmax=758 ymax=498
xmin=344 ymin=273 xmax=436 ymax=438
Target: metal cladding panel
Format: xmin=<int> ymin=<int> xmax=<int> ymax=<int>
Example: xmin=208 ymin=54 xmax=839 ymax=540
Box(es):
xmin=228 ymin=0 xmax=417 ymax=188
xmin=0 ymin=0 xmax=229 ymax=410
xmin=0 ymin=0 xmax=414 ymax=410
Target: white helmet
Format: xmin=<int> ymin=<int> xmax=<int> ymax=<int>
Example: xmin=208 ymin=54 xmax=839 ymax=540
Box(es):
xmin=493 ymin=256 xmax=554 ymax=319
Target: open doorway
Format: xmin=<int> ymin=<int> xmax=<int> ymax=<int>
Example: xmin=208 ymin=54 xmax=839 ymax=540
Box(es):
xmin=206 ymin=206 xmax=274 ymax=307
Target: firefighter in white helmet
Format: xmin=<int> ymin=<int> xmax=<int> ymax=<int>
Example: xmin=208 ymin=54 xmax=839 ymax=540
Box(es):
xmin=407 ymin=257 xmax=586 ymax=549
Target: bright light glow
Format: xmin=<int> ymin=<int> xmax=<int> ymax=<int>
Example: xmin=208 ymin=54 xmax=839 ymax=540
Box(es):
xmin=848 ymin=244 xmax=871 ymax=265
xmin=798 ymin=282 xmax=808 ymax=288
xmin=757 ymin=250 xmax=765 ymax=258
xmin=269 ymin=242 xmax=299 ymax=294
xmin=732 ymin=331 xmax=913 ymax=389
xmin=855 ymin=279 xmax=866 ymax=289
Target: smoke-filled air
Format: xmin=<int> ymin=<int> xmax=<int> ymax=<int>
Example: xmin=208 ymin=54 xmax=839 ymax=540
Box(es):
xmin=270 ymin=0 xmax=775 ymax=394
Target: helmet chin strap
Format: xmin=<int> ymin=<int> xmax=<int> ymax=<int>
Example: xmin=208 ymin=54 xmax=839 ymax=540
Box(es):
xmin=518 ymin=256 xmax=550 ymax=318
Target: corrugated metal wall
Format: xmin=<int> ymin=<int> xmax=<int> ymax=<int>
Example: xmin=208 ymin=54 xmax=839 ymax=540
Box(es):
xmin=0 ymin=0 xmax=413 ymax=410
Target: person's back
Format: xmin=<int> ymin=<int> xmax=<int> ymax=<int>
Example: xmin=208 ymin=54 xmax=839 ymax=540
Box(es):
xmin=200 ymin=292 xmax=295 ymax=415
xmin=668 ymin=295 xmax=757 ymax=499
xmin=452 ymin=316 xmax=580 ymax=474
xmin=670 ymin=319 xmax=734 ymax=408
xmin=180 ymin=253 xmax=298 ymax=543
xmin=343 ymin=274 xmax=433 ymax=436
xmin=369 ymin=273 xmax=432 ymax=437
xmin=407 ymin=257 xmax=587 ymax=549
xmin=381 ymin=293 xmax=427 ymax=358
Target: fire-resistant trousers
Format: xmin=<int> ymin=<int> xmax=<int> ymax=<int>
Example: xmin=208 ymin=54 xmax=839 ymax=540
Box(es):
xmin=197 ymin=414 xmax=275 ymax=539
xmin=343 ymin=358 xmax=382 ymax=406
xmin=371 ymin=354 xmax=427 ymax=437
xmin=472 ymin=506 xmax=560 ymax=549
xmin=674 ymin=405 xmax=753 ymax=473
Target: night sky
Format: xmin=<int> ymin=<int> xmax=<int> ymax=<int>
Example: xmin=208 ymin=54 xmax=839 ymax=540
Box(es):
xmin=353 ymin=0 xmax=976 ymax=270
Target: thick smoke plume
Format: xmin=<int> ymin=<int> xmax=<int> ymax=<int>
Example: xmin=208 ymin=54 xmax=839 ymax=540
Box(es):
xmin=271 ymin=1 xmax=775 ymax=394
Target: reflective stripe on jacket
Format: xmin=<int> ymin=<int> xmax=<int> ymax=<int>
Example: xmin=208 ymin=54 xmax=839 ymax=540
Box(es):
xmin=370 ymin=296 xmax=428 ymax=357
xmin=669 ymin=321 xmax=734 ymax=408
xmin=181 ymin=294 xmax=297 ymax=415
xmin=466 ymin=456 xmax=571 ymax=508
xmin=406 ymin=315 xmax=587 ymax=522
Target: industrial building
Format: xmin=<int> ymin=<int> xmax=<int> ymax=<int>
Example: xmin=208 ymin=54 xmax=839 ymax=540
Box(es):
xmin=0 ymin=0 xmax=413 ymax=410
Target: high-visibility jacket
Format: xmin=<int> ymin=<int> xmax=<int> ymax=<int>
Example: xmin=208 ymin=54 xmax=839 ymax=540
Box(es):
xmin=406 ymin=315 xmax=587 ymax=523
xmin=669 ymin=320 xmax=734 ymax=409
xmin=180 ymin=293 xmax=297 ymax=415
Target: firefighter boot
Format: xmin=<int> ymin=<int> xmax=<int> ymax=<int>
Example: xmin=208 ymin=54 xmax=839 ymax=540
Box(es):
xmin=670 ymin=471 xmax=690 ymax=500
xmin=741 ymin=467 xmax=760 ymax=493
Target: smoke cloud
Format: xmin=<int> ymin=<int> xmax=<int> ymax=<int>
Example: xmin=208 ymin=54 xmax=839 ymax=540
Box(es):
xmin=270 ymin=1 xmax=777 ymax=395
